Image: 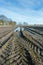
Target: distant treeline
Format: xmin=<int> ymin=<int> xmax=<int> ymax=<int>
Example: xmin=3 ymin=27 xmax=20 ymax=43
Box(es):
xmin=0 ymin=20 xmax=16 ymax=25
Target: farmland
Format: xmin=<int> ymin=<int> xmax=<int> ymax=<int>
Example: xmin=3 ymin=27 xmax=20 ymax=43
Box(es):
xmin=0 ymin=25 xmax=43 ymax=65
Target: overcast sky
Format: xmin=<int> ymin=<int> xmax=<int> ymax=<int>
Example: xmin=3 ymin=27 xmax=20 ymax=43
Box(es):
xmin=0 ymin=0 xmax=43 ymax=24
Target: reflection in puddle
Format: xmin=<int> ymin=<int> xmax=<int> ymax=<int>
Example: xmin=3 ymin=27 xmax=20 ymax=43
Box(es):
xmin=14 ymin=27 xmax=24 ymax=32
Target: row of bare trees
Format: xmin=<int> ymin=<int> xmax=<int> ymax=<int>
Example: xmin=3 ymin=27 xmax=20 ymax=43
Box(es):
xmin=0 ymin=20 xmax=16 ymax=26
